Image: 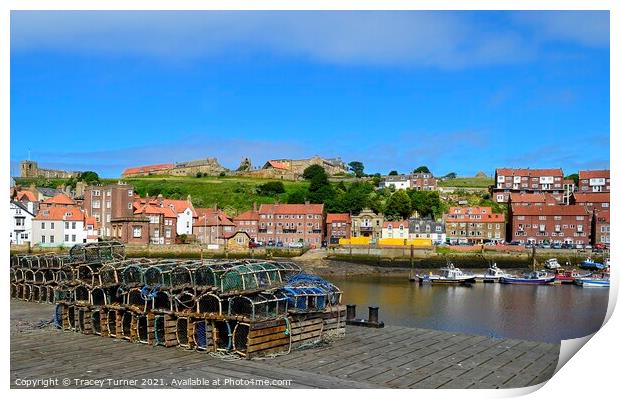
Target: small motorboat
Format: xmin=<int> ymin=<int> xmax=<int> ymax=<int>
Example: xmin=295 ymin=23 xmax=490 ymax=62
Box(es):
xmin=553 ymin=268 xmax=591 ymax=284
xmin=416 ymin=262 xmax=476 ymax=285
xmin=580 ymin=258 xmax=607 ymax=270
xmin=500 ymin=270 xmax=555 ymax=285
xmin=544 ymin=258 xmax=561 ymax=270
xmin=575 ymin=272 xmax=610 ymax=288
xmin=474 ymin=263 xmax=511 ymax=283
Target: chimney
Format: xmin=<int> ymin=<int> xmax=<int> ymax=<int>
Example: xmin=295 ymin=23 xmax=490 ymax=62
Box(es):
xmin=252 ymin=202 xmax=257 ymax=212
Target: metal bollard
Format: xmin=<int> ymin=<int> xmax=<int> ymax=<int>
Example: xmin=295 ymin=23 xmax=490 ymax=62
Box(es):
xmin=346 ymin=304 xmax=356 ymax=321
xmin=368 ymin=306 xmax=379 ymax=324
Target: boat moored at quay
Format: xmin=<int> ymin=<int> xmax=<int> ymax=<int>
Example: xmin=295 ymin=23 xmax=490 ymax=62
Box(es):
xmin=499 ymin=270 xmax=556 ymax=285
xmin=474 ymin=263 xmax=512 ymax=283
xmin=416 ymin=262 xmax=476 ymax=285
xmin=575 ymin=272 xmax=610 ymax=288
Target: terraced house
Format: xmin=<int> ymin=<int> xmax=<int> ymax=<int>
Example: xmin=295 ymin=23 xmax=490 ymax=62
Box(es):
xmin=578 ymin=169 xmax=610 ymax=193
xmin=256 ymin=203 xmax=324 ymax=247
xmin=509 ymin=205 xmax=591 ymax=246
xmin=492 ymin=168 xmax=564 ymax=203
xmin=444 ymin=206 xmax=506 ymax=244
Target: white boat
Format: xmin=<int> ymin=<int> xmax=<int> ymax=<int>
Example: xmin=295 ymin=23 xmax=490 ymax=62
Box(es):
xmin=474 ymin=263 xmax=512 ymax=283
xmin=575 ymin=272 xmax=610 ymax=288
xmin=544 ymin=258 xmax=561 ymax=270
xmin=416 ymin=262 xmax=476 ymax=285
xmin=500 ymin=270 xmax=556 ymax=285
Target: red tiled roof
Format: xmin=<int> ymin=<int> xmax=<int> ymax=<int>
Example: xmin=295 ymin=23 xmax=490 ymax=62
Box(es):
xmin=194 ymin=213 xmax=236 ymax=227
xmin=85 ymin=216 xmax=99 ymax=229
xmin=42 ymin=193 xmax=76 ymax=206
xmin=596 ymin=210 xmax=610 ymax=224
xmin=495 ymin=168 xmax=563 ymax=177
xmin=579 ymin=170 xmax=610 ymax=180
xmin=508 ymin=193 xmax=558 ymax=204
xmin=135 ymin=204 xmax=177 ymax=218
xmin=259 ymin=203 xmax=324 ymax=215
xmin=572 ymin=193 xmax=610 ymax=203
xmin=222 ymin=231 xmax=251 ymax=240
xmin=162 ymin=199 xmax=196 ymax=217
xmin=34 ymin=206 xmax=84 ymax=221
xmin=511 ymin=205 xmax=590 ymax=216
xmin=326 ymin=213 xmax=351 ymax=223
xmin=122 ymin=163 xmax=174 ymax=176
xmin=446 ymin=206 xmax=505 ymax=222
xmin=195 ymin=207 xmax=229 ymax=219
xmin=383 ymin=220 xmax=409 ymax=228
xmin=264 ymin=160 xmax=289 ymax=170
xmin=16 ymin=190 xmax=37 ymax=202
xmin=234 ymin=210 xmax=259 ymax=221
xmin=563 ymin=179 xmax=575 ymax=185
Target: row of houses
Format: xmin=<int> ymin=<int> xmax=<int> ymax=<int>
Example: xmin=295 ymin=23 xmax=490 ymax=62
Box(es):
xmin=379 ymin=172 xmax=438 ymax=191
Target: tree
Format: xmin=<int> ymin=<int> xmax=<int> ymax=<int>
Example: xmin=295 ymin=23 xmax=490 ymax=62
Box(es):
xmin=413 ymin=166 xmax=430 ymax=173
xmin=78 ymin=171 xmax=100 ymax=184
xmin=407 ymin=190 xmax=444 ymax=219
xmin=195 ymin=172 xmax=203 ymax=178
xmin=566 ymin=173 xmax=579 ymax=186
xmin=256 ymin=181 xmax=285 ymax=196
xmin=384 ymin=190 xmax=412 ymax=220
xmin=302 ymin=164 xmax=327 ymax=181
xmin=388 ymin=170 xmax=399 ymax=176
xmin=443 ymin=172 xmax=457 ymax=179
xmin=287 ymin=189 xmax=308 ymax=204
xmin=348 ymin=161 xmax=365 ymax=178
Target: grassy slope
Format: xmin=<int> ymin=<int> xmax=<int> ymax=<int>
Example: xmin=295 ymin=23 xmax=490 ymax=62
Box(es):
xmin=438 ymin=177 xmax=494 ymax=188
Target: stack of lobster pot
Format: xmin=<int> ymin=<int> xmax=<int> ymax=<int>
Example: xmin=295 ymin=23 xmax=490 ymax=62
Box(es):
xmin=11 ymin=241 xmax=345 ymax=359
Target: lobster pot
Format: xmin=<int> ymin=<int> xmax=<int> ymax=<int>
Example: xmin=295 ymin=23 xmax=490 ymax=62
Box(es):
xmin=10 ymin=283 xmax=18 ymax=299
xmin=22 ymin=284 xmax=32 ymax=301
xmin=285 ymin=273 xmax=343 ymax=305
xmin=120 ymin=265 xmax=145 ymax=288
xmin=121 ymin=311 xmax=134 ymax=341
xmin=171 ymin=265 xmax=194 ymax=290
xmin=136 ymin=314 xmax=149 ymax=344
xmin=90 ymin=287 xmax=111 ymax=306
xmin=14 ymin=269 xmax=24 ymax=283
xmin=193 ymin=319 xmax=213 ymax=351
xmin=24 ymin=270 xmax=34 ymax=283
xmin=107 ymin=309 xmax=120 ymax=338
xmin=212 ymin=320 xmax=235 ymax=352
xmin=77 ymin=307 xmax=92 ymax=334
xmin=54 ymin=304 xmax=63 ymax=329
xmin=193 ymin=265 xmax=216 ymax=289
xmin=67 ymin=305 xmax=77 ymax=331
xmin=125 ymin=288 xmax=148 ymax=312
xmin=70 ymin=241 xmax=125 ymax=263
xmin=31 ymin=285 xmax=42 ymax=302
xmin=272 ymin=261 xmax=304 ymax=280
xmin=47 ymin=286 xmax=55 ymax=304
xmin=152 ymin=290 xmax=173 ymax=313
xmin=54 ymin=285 xmax=74 ymax=303
xmin=279 ymin=286 xmax=328 ymax=311
xmin=229 ymin=292 xmax=289 ymax=321
xmin=91 ymin=310 xmax=102 ymax=335
xmin=176 ymin=317 xmax=194 ymax=348
xmin=43 ymin=270 xmax=56 ymax=284
xmin=173 ymin=289 xmax=196 ymax=313
xmin=76 ymin=263 xmax=102 ymax=287
xmin=49 ymin=254 xmax=69 ymax=270
xmin=33 ymin=271 xmax=45 ymax=285
xmin=56 ymin=266 xmax=76 ymax=285
xmin=143 ymin=264 xmax=175 ymax=289
xmin=10 ymin=268 xmax=16 ymax=283
xmin=39 ymin=286 xmax=48 ymax=303
xmin=74 ymin=285 xmax=90 ymax=305
xmin=232 ymin=323 xmax=251 ymax=355
xmin=197 ymin=293 xmax=228 ymax=315
xmin=10 ymin=255 xmax=21 ymax=268
xmin=154 ymin=314 xmax=177 ymax=347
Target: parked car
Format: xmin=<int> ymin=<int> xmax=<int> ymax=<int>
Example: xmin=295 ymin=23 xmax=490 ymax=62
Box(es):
xmin=561 ymin=243 xmax=574 ymax=249
xmin=276 ymin=242 xmax=284 ymax=248
xmin=575 ymin=244 xmax=584 ymax=249
xmin=542 ymin=243 xmax=551 ymax=249
xmin=249 ymin=241 xmax=259 ymax=248
xmin=267 ymin=240 xmax=275 ymax=247
xmin=288 ymin=242 xmax=303 ymax=248
xmin=585 ymin=245 xmax=593 ymax=250
xmin=595 ymin=243 xmax=607 ymax=250
xmin=551 ymin=243 xmax=562 ymax=249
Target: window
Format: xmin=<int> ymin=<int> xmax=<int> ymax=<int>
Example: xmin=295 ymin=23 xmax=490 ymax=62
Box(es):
xmin=50 ymin=222 xmax=55 ymax=229
xmin=106 ymin=215 xmax=111 ymax=223
xmin=93 ymin=190 xmax=100 ymax=196
xmin=72 ymin=222 xmax=76 ymax=229
xmin=128 ymin=189 xmax=133 ymax=196
xmin=133 ymin=226 xmax=142 ymax=238
xmin=93 ymin=200 xmax=100 ymax=208
xmin=539 ymin=216 xmax=546 ymax=220
xmin=65 ymin=222 xmax=69 ymax=229
xmin=64 ymin=234 xmax=69 ymax=242
xmin=554 ymin=216 xmax=562 ymax=221
xmin=128 ymin=202 xmax=133 ymax=210
xmin=517 ymin=216 xmax=525 ymax=221
xmin=72 ymin=235 xmax=76 ymax=242
xmin=50 ymin=235 xmax=55 ymax=243
xmin=41 ymin=235 xmax=46 ymax=243
xmin=106 ymin=201 xmax=111 ymax=209
xmin=576 ymin=216 xmax=585 ymax=221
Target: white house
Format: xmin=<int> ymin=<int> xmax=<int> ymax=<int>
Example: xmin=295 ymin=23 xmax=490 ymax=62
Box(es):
xmin=161 ymin=198 xmax=197 ymax=236
xmin=379 ymin=175 xmax=411 ymax=190
xmin=32 ymin=206 xmax=89 ymax=247
xmin=408 ymin=218 xmax=447 ymax=244
xmin=381 ymin=220 xmax=410 ymax=239
xmin=10 ymin=200 xmax=35 ymax=244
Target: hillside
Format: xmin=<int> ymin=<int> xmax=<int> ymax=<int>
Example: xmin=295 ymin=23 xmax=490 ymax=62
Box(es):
xmin=437 ymin=177 xmax=493 ymax=188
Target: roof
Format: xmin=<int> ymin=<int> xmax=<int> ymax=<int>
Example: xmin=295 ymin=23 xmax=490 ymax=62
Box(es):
xmin=495 ymin=168 xmax=563 ymax=177
xmin=195 ymin=212 xmax=236 ymax=227
xmin=135 ymin=204 xmax=178 ymax=218
xmin=234 ymin=209 xmax=260 ymax=221
xmin=122 ymin=163 xmax=174 ymax=176
xmin=16 ymin=190 xmax=37 ymax=202
xmin=326 ymin=213 xmax=351 ymax=223
xmin=511 ymin=205 xmax=590 ymax=216
xmin=10 ymin=200 xmax=35 ymax=216
xmin=36 ymin=187 xmax=60 ymax=197
xmin=41 ymin=193 xmax=76 ymax=206
xmin=385 ymin=175 xmax=409 ymax=182
xmin=579 ymin=170 xmax=610 ymax=180
xmin=162 ymin=199 xmax=196 ymax=217
xmin=85 ymin=216 xmax=99 ymax=229
xmin=263 ymin=160 xmax=290 ymax=170
xmin=383 ymin=220 xmax=409 ymax=228
xmin=258 ymin=203 xmax=324 ymax=215
xmin=34 ymin=206 xmax=85 ymax=221
xmin=195 ymin=207 xmax=229 ymax=219
xmin=508 ymin=193 xmax=558 ymax=204
xmin=223 ymin=231 xmax=251 ymax=240
xmin=572 ymin=193 xmax=610 ymax=203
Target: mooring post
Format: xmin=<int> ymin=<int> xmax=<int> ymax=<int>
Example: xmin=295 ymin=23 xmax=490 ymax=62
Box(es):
xmin=346 ymin=304 xmax=356 ymax=321
xmin=368 ymin=306 xmax=379 ymax=324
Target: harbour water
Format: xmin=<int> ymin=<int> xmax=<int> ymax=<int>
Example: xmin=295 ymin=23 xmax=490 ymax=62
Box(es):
xmin=329 ymin=274 xmax=609 ymax=343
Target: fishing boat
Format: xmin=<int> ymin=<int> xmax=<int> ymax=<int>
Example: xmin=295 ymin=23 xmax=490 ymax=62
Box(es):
xmin=544 ymin=258 xmax=561 ymax=270
xmin=580 ymin=258 xmax=606 ymax=271
xmin=575 ymin=272 xmax=610 ymax=288
xmin=416 ymin=262 xmax=476 ymax=285
xmin=499 ymin=270 xmax=555 ymax=285
xmin=474 ymin=263 xmax=511 ymax=283
xmin=553 ymin=268 xmax=591 ymax=284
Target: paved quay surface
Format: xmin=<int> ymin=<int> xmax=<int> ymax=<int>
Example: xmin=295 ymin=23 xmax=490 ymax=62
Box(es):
xmin=11 ymin=300 xmax=560 ymax=389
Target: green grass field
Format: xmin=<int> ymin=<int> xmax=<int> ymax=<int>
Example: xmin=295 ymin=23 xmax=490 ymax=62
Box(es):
xmin=438 ymin=177 xmax=494 ymax=188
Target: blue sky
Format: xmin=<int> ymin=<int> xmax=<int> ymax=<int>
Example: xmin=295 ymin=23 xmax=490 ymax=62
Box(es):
xmin=10 ymin=11 xmax=610 ymax=178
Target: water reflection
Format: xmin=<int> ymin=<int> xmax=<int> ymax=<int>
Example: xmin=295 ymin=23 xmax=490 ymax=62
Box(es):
xmin=329 ymin=275 xmax=609 ymax=343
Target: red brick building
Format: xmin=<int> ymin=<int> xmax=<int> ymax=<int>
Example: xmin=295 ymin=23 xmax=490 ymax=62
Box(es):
xmin=326 ymin=213 xmax=351 ymax=244
xmin=193 ymin=209 xmax=236 ymax=246
xmin=492 ymin=168 xmax=564 ymax=203
xmin=444 ymin=206 xmax=506 ymax=244
xmin=83 ymin=183 xmax=135 ymax=238
xmin=110 ymin=216 xmax=151 ymax=244
xmin=257 ymin=203 xmax=324 ymax=247
xmin=593 ymin=210 xmax=610 ymax=247
xmin=569 ymin=192 xmax=610 ymax=214
xmin=134 ymin=204 xmax=178 ymax=245
xmin=233 ymin=204 xmax=260 ymax=240
xmin=510 ymin=205 xmax=591 ymax=245
xmin=507 ymin=193 xmax=558 ymax=207
xmin=410 ymin=173 xmax=438 ymax=191
xmin=578 ymin=170 xmax=610 ymax=193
